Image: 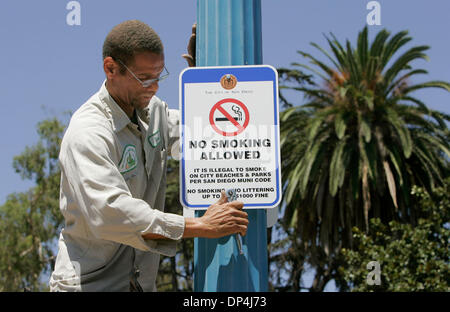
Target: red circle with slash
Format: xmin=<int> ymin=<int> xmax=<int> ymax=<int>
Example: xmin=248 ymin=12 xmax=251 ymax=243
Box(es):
xmin=209 ymin=98 xmax=250 ymax=136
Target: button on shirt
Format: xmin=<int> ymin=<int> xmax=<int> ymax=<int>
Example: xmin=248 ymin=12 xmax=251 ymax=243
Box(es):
xmin=49 ymin=81 xmax=185 ymax=291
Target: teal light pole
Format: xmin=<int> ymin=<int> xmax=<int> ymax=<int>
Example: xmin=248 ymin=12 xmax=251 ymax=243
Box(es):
xmin=194 ymin=0 xmax=268 ymax=292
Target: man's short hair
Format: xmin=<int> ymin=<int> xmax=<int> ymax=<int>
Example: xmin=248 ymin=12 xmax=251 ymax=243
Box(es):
xmin=103 ymin=20 xmax=164 ymax=73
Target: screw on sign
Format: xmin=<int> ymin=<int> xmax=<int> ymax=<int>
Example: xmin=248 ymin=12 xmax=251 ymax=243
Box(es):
xmin=209 ymin=98 xmax=250 ymax=136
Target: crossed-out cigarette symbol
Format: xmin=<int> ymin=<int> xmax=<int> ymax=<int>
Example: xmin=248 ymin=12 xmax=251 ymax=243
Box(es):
xmin=215 ymin=105 xmax=242 ymax=122
xmin=209 ymin=98 xmax=250 ymax=136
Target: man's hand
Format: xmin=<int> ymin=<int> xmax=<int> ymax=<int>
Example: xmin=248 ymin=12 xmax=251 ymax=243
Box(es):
xmin=184 ymin=191 xmax=248 ymax=239
xmin=143 ymin=191 xmax=248 ymax=241
xmin=182 ymin=23 xmax=196 ymax=67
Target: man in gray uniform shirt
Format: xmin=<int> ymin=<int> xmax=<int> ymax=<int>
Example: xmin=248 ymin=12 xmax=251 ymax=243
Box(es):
xmin=49 ymin=20 xmax=248 ymax=291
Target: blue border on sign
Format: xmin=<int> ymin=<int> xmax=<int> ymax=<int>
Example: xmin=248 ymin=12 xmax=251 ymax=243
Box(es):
xmin=179 ymin=65 xmax=281 ymax=209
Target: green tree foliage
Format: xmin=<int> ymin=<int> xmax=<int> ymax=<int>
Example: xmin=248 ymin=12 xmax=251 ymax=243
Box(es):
xmin=339 ymin=179 xmax=449 ymax=291
xmin=0 ymin=118 xmax=66 ymax=291
xmin=274 ymin=26 xmax=450 ymax=291
xmin=0 ymin=117 xmax=195 ymax=291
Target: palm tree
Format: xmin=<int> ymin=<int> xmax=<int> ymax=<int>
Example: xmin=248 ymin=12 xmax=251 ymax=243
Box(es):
xmin=278 ymin=26 xmax=450 ymax=290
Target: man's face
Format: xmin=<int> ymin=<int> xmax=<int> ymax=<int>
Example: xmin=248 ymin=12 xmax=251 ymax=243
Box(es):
xmin=110 ymin=51 xmax=165 ymax=111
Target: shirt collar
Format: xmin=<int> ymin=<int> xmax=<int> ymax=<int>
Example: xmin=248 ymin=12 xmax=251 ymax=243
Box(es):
xmin=98 ymin=80 xmax=131 ymax=133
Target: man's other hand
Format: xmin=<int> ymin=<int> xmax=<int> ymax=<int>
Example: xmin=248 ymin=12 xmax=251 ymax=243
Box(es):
xmin=182 ymin=23 xmax=196 ymax=67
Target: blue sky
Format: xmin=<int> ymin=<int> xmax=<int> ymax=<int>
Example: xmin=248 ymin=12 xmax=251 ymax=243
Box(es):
xmin=1 ymin=0 xmax=449 ymax=203
xmin=0 ymin=0 xmax=449 ymax=290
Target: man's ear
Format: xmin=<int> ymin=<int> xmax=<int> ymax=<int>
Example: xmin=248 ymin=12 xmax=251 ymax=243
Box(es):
xmin=103 ymin=57 xmax=117 ymax=79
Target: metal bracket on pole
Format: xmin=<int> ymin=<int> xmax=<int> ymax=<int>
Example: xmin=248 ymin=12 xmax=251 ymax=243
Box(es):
xmin=225 ymin=189 xmax=244 ymax=255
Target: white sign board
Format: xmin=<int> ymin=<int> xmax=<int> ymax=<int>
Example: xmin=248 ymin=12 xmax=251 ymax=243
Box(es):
xmin=179 ymin=65 xmax=281 ymax=209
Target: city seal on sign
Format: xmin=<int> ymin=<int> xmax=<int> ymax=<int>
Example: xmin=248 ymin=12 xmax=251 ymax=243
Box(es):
xmin=220 ymin=74 xmax=237 ymax=90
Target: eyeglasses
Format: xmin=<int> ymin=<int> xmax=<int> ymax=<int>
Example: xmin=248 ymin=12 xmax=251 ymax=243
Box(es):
xmin=117 ymin=59 xmax=169 ymax=88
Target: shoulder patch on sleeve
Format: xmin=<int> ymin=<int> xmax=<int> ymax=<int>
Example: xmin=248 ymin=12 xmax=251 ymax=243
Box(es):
xmin=118 ymin=144 xmax=138 ymax=174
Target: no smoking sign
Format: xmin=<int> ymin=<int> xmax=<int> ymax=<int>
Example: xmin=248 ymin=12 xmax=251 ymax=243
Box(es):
xmin=179 ymin=65 xmax=281 ymax=209
xmin=209 ymin=98 xmax=250 ymax=136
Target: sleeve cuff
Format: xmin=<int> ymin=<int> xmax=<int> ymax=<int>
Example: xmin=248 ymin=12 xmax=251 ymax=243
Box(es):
xmin=139 ymin=212 xmax=185 ymax=256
